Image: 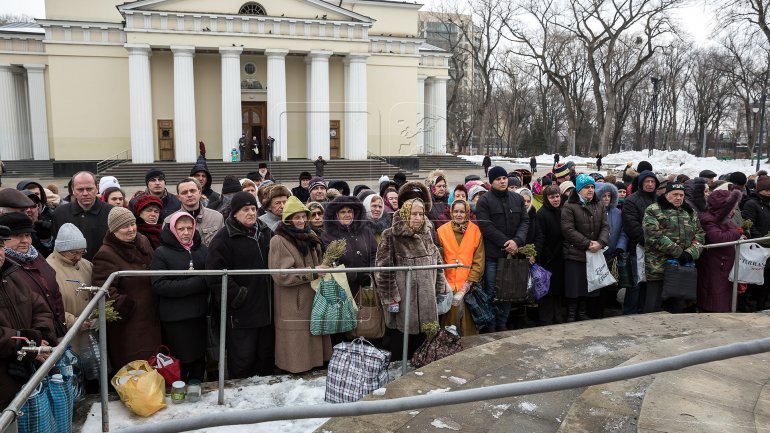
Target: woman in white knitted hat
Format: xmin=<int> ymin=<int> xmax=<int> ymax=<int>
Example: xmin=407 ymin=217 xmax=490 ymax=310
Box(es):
xmin=46 ymin=223 xmax=93 ymax=356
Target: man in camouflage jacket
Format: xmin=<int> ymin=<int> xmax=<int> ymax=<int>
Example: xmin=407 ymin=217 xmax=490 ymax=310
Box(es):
xmin=642 ymin=182 xmax=705 ymax=313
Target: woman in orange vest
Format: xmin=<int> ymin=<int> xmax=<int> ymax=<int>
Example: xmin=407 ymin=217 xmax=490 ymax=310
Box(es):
xmin=437 ymin=199 xmax=485 ymax=336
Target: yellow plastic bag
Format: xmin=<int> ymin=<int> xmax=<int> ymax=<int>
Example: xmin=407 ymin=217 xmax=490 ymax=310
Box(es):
xmin=110 ymin=360 xmax=167 ymax=417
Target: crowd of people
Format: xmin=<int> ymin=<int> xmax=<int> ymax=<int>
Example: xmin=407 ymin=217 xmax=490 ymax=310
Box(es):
xmin=1 ymin=156 xmax=768 ymax=408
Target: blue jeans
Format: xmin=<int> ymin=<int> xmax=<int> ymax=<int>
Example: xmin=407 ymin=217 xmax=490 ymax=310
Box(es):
xmin=484 ymin=260 xmax=510 ymax=330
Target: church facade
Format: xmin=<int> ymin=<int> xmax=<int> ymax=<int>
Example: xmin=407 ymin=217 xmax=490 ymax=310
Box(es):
xmin=0 ymin=0 xmax=450 ymax=163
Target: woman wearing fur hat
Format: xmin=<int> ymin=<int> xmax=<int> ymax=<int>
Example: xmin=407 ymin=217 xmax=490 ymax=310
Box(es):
xmin=269 ymin=196 xmax=332 ymax=373
xmin=561 ymin=174 xmax=609 ymax=322
xmin=375 ymin=196 xmax=448 ymax=359
xmin=46 ymin=223 xmax=93 ymax=355
xmin=150 ymin=211 xmax=209 ymax=382
xmin=92 ymin=207 xmax=161 ymax=369
xmin=258 ymin=184 xmax=291 ymax=232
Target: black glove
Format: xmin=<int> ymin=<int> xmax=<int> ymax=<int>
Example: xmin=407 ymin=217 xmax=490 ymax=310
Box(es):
xmin=19 ymin=328 xmax=42 ymax=344
xmin=34 ymin=220 xmax=53 ymax=240
xmin=679 ymin=251 xmax=693 ymax=264
xmin=230 ymin=286 xmax=249 ymax=309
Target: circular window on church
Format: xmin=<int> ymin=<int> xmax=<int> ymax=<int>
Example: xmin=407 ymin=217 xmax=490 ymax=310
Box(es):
xmin=238 ymin=2 xmax=267 ymax=16
xmin=244 ymin=63 xmax=256 ymax=75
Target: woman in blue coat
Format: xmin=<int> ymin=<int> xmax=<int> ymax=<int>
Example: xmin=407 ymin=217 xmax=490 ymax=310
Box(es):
xmin=596 ymin=182 xmax=628 ymax=316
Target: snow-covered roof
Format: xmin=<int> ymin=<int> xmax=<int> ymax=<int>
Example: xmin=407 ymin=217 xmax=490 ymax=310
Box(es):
xmin=0 ymin=22 xmax=45 ymax=35
xmin=418 ymin=42 xmax=446 ymax=53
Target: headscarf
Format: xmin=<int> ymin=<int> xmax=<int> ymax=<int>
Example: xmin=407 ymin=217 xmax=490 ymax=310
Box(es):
xmin=515 ymin=188 xmax=533 ymax=212
xmin=169 ymin=211 xmax=196 ymax=251
xmin=399 ymin=198 xmax=425 ymax=233
xmin=449 ymin=199 xmax=470 ymax=233
xmin=363 ymin=194 xmax=382 ymax=221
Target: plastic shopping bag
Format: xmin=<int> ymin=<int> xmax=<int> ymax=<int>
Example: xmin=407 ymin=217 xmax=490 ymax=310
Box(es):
xmin=586 ymin=249 xmax=616 ymax=293
xmin=636 ymin=245 xmax=646 ymax=284
xmin=111 ymin=360 xmax=167 ymax=417
xmin=729 ymin=243 xmax=770 ymax=285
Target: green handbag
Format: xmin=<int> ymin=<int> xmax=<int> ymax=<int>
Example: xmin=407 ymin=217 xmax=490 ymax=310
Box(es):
xmin=310 ymin=276 xmax=357 ymax=335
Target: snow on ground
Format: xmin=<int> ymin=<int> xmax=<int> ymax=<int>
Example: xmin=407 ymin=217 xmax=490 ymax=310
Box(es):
xmin=461 ymin=150 xmax=766 ymax=179
xmin=81 ymin=362 xmax=408 ymax=433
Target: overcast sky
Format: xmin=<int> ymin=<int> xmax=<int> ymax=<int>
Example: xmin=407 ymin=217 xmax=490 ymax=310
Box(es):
xmin=2 ymin=0 xmax=715 ymax=43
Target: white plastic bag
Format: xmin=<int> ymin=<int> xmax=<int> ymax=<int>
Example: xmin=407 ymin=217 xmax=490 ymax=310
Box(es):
xmin=636 ymin=244 xmax=646 ymax=284
xmin=586 ymin=249 xmax=616 ymax=292
xmin=729 ymin=243 xmax=770 ymax=284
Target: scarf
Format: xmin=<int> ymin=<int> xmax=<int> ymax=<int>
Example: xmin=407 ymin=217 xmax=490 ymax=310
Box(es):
xmin=579 ymin=194 xmax=591 ymax=206
xmin=169 ymin=211 xmax=196 ymax=251
xmin=278 ymin=223 xmax=321 ymax=256
xmin=399 ymin=198 xmax=425 ymax=233
xmin=5 ymin=245 xmax=39 ymax=263
xmin=449 ymin=200 xmax=470 ymax=233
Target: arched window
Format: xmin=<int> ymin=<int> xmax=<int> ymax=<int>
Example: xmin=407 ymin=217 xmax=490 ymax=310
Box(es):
xmin=238 ymin=2 xmax=267 ymax=16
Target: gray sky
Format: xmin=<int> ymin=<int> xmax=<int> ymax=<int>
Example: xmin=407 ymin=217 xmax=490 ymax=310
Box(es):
xmin=2 ymin=0 xmax=715 ymax=43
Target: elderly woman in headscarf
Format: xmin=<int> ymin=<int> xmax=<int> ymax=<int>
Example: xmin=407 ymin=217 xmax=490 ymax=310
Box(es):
xmin=363 ymin=194 xmax=390 ymax=243
xmin=375 ymin=189 xmax=448 ymax=359
xmin=436 ymin=199 xmax=484 ymax=336
xmin=150 ymin=211 xmax=209 ymax=382
xmin=269 ymin=196 xmax=332 ymax=373
xmin=515 ymin=188 xmax=538 ymax=248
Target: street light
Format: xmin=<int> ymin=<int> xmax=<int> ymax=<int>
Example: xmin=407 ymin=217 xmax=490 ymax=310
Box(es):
xmin=648 ymin=77 xmax=662 ymax=157
xmin=753 ymin=95 xmax=766 ymax=172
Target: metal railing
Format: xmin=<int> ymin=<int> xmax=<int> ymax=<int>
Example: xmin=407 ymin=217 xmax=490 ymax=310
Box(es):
xmin=96 ymin=149 xmax=131 ymax=174
xmin=0 ymin=262 xmax=465 ymax=433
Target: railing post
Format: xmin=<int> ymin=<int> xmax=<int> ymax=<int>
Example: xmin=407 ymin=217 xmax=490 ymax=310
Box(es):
xmin=99 ymin=294 xmax=109 ymax=432
xmin=732 ymin=244 xmax=740 ymax=313
xmin=218 ymin=272 xmax=228 ymax=405
xmin=401 ymin=269 xmax=412 ymax=375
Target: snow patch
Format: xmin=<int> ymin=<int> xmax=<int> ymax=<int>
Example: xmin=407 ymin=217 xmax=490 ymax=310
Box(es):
xmin=448 ymin=376 xmax=467 ymax=385
xmin=372 ymin=388 xmax=386 ymax=396
xmin=490 ymin=403 xmax=511 ymax=419
xmin=518 ymin=402 xmax=538 ymax=413
xmin=431 ymin=418 xmax=462 ymax=430
xmin=414 ymin=371 xmax=424 ymax=376
xmin=427 ymin=388 xmax=451 ymax=395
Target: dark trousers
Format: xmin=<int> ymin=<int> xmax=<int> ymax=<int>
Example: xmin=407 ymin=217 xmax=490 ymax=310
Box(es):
xmin=384 ymin=328 xmax=427 ymax=362
xmin=644 ymin=280 xmax=686 ymax=314
xmin=538 ymin=292 xmax=563 ymax=325
xmin=226 ymin=325 xmax=275 ymax=379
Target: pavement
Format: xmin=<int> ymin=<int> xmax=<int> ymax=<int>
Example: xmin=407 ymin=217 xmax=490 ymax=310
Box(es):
xmin=314 ymin=312 xmax=770 ymax=433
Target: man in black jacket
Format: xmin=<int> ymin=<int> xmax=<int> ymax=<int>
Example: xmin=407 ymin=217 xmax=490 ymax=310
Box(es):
xmin=52 ymin=172 xmax=113 ymax=261
xmin=128 ymin=168 xmax=182 ymax=220
xmin=190 ymin=163 xmax=221 ymax=206
xmin=291 ymin=171 xmax=312 ymax=204
xmin=206 ymin=192 xmax=273 ymax=378
xmin=476 ymin=166 xmax=529 ymax=331
xmin=621 ymin=170 xmax=658 ymax=314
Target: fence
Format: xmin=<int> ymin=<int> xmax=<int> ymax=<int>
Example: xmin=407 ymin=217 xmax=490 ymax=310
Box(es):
xmin=0 ymin=262 xmax=465 ymax=433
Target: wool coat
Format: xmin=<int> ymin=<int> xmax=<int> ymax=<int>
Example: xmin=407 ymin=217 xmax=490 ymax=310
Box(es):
xmin=268 ymin=226 xmax=332 ymax=373
xmin=697 ymin=190 xmax=742 ymax=312
xmin=742 ymin=193 xmax=770 ymax=240
xmin=642 ymin=195 xmax=705 ymax=282
xmin=534 ymin=197 xmax=564 ymax=295
xmin=321 ymin=196 xmax=377 ymax=297
xmin=475 ymin=188 xmax=529 ymax=259
xmin=375 ymin=214 xmax=448 ymax=334
xmin=92 ymin=232 xmax=161 ymax=369
xmin=622 ymin=170 xmax=659 ymax=251
xmin=560 ymin=191 xmax=609 ymax=262
xmin=52 ymin=199 xmax=113 ymax=261
xmin=12 ymin=254 xmax=66 ymax=336
xmin=0 ymin=260 xmax=55 ymax=409
xmin=46 ymin=251 xmax=93 ymax=354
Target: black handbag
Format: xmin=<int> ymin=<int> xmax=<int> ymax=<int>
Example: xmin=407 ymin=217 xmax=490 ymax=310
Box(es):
xmin=662 ymin=263 xmax=697 ymax=301
xmin=494 ymin=254 xmax=530 ymax=303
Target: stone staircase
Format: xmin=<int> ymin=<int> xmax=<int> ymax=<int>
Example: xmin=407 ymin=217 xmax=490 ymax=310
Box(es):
xmin=2 ymin=160 xmax=54 ymax=178
xmin=98 ymin=159 xmax=418 ymax=186
xmin=415 ymin=155 xmax=482 ymax=171
xmin=315 ymin=313 xmax=770 ymax=433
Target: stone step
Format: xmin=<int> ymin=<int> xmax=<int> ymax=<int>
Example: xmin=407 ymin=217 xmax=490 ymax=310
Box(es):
xmin=2 ymin=160 xmax=54 ymax=177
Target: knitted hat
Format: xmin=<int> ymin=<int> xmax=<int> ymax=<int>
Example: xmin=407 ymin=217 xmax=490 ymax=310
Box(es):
xmin=756 ymin=176 xmax=770 ymax=193
xmin=258 ymin=162 xmax=268 ymax=169
xmin=108 ymin=206 xmax=136 ymax=233
xmin=729 ymin=171 xmax=748 ymax=186
xmin=665 ymin=182 xmax=686 ymax=194
xmin=221 ymin=175 xmax=242 ymax=194
xmin=230 ymin=191 xmax=258 ymax=216
xmin=637 ymin=161 xmax=653 ymax=173
xmin=0 ymin=213 xmax=34 ymax=235
xmin=488 ymin=166 xmax=507 ymax=180
xmin=55 ymin=223 xmax=87 ymax=252
xmin=309 ymin=177 xmax=326 ymax=192
xmin=553 ymin=163 xmax=570 ymax=179
xmin=378 ymin=175 xmax=390 ymax=185
xmin=468 ymin=185 xmax=487 ymax=202
xmin=144 ymin=168 xmax=165 ymax=185
xmin=132 ymin=193 xmax=163 ymax=216
xmin=575 ymin=173 xmax=595 ymax=192
xmin=260 ymin=184 xmax=291 ymax=209
xmin=281 ymin=196 xmax=310 ymax=223
xmin=246 ymin=171 xmax=262 ymax=182
xmin=508 ymin=176 xmax=522 ymax=188
xmin=328 ymin=180 xmax=350 ymax=196
xmin=559 ymin=181 xmax=575 ymax=196
xmin=393 ymin=171 xmax=407 ymax=186
xmin=299 ymin=171 xmax=312 ymax=181
xmin=99 ymin=176 xmax=120 ymax=194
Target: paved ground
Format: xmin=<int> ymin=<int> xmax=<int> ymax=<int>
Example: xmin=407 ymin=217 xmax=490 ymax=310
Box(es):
xmin=315 ymin=313 xmax=770 ymax=433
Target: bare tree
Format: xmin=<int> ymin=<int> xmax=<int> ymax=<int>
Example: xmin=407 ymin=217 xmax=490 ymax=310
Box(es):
xmin=0 ymin=14 xmax=34 ymax=25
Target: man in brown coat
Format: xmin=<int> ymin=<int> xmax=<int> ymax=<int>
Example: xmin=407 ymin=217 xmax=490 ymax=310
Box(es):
xmin=0 ymin=224 xmax=56 ymax=408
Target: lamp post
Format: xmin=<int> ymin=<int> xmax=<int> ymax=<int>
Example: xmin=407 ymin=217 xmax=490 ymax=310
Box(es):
xmin=648 ymin=77 xmax=662 ymax=157
xmin=754 ymin=94 xmax=766 ymax=172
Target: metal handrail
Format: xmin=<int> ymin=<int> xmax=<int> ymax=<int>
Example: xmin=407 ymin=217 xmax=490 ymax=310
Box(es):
xmin=96 ymin=149 xmax=131 ymax=174
xmin=0 ymin=262 xmax=465 ymax=433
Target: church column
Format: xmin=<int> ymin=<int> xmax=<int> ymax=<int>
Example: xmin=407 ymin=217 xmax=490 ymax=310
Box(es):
xmin=220 ymin=46 xmax=242 ymax=162
xmin=432 ymin=76 xmax=449 ymax=154
xmin=423 ymin=77 xmax=435 ymax=155
xmin=171 ymin=46 xmax=197 ymax=163
xmin=0 ymin=64 xmax=21 ymax=160
xmin=416 ymin=75 xmax=426 ymax=155
xmin=24 ymin=64 xmax=50 ymax=160
xmin=266 ymin=49 xmax=288 ymax=160
xmin=12 ymin=68 xmax=32 ymax=159
xmin=308 ymin=50 xmax=332 ymax=160
xmin=343 ymin=53 xmax=368 ymax=160
xmin=125 ymin=44 xmax=154 ymax=163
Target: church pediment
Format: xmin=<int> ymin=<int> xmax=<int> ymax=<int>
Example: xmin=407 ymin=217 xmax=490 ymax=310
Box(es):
xmin=118 ymin=0 xmax=374 ymax=23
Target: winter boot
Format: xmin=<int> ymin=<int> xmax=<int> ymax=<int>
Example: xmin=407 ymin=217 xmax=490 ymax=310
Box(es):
xmin=566 ymin=302 xmax=577 ymax=323
xmin=577 ymin=301 xmax=590 ymax=321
